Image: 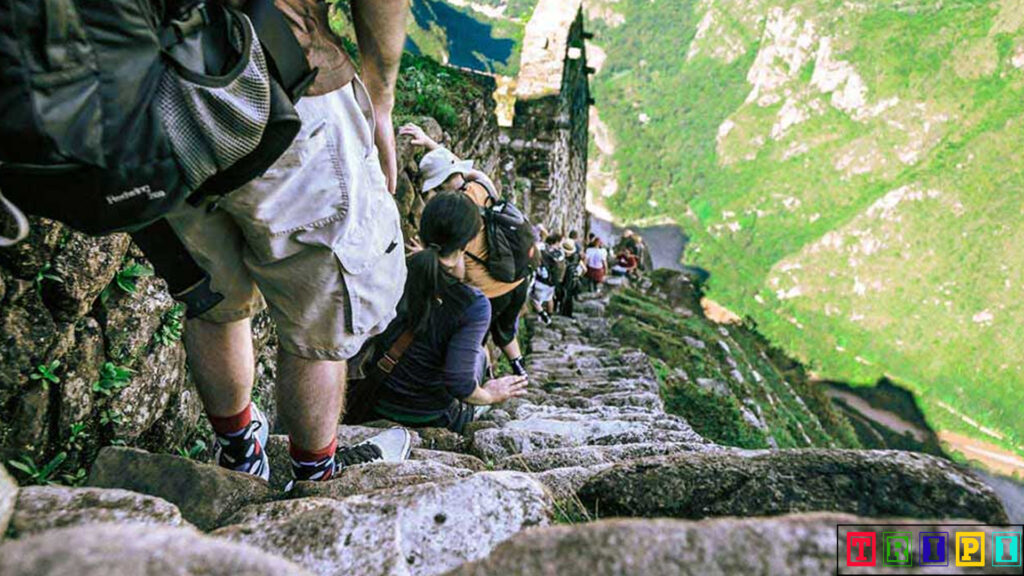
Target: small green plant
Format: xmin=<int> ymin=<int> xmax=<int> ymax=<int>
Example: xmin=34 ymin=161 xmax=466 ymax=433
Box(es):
xmin=100 ymin=409 xmax=124 ymax=427
xmin=176 ymin=438 xmax=208 ymax=460
xmin=66 ymin=422 xmax=90 ymax=452
xmin=29 ymin=360 xmax=60 ymax=390
xmin=115 ymin=261 xmax=154 ymax=293
xmin=101 ymin=260 xmax=154 ymax=305
xmin=61 ymin=467 xmax=88 ymax=486
xmin=7 ymin=452 xmax=67 ymax=485
xmin=91 ymin=362 xmax=134 ymax=397
xmin=33 ymin=263 xmax=63 ymax=298
xmin=153 ymin=303 xmax=185 ymax=347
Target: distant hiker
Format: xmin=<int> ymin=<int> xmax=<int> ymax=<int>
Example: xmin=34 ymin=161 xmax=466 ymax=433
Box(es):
xmin=535 ymin=224 xmax=550 ymax=245
xmin=558 ymin=238 xmax=582 ymax=317
xmin=612 ymin=249 xmax=639 ymax=278
xmin=401 ymin=123 xmax=532 ymax=377
xmin=366 ymin=192 xmax=528 ymax=432
xmin=569 ymin=230 xmax=585 ymax=257
xmin=532 ymin=235 xmax=565 ymax=324
xmin=585 ymin=237 xmax=608 ymax=292
xmin=168 ymin=0 xmax=414 ymax=486
xmin=620 ymin=229 xmax=639 ymax=256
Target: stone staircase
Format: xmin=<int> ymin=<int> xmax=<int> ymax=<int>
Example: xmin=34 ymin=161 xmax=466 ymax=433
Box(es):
xmin=0 ymin=293 xmax=1010 ymax=575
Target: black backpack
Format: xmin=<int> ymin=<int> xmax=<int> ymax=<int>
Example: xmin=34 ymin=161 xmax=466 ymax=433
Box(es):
xmin=539 ymin=246 xmax=566 ymax=287
xmin=467 ymin=184 xmax=534 ymax=283
xmin=0 ymin=0 xmax=316 ymax=316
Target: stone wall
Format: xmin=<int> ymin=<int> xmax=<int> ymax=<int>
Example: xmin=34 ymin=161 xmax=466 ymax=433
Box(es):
xmin=0 ymin=64 xmax=507 ymax=482
xmin=502 ymin=1 xmax=591 ymax=237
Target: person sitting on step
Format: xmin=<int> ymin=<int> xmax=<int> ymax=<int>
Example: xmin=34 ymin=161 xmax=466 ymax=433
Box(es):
xmin=399 ymin=123 xmax=532 ymax=377
xmin=370 ymin=192 xmax=529 ymax=433
xmin=611 ymin=248 xmax=639 ymax=278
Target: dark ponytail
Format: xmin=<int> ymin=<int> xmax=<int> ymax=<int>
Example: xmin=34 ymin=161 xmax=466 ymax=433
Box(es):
xmin=405 ymin=192 xmax=482 ymax=334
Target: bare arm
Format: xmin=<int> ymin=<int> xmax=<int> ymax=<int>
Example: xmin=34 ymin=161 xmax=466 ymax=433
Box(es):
xmin=351 ymin=0 xmax=408 ymax=193
xmin=398 ymin=123 xmax=441 ymax=151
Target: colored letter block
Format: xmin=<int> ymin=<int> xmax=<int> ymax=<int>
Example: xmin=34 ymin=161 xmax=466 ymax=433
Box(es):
xmin=847 ymin=532 xmax=877 ymax=567
xmin=993 ymin=531 xmax=1022 ymax=568
xmin=920 ymin=532 xmax=949 ymax=567
xmin=955 ymin=532 xmax=985 ymax=567
xmin=883 ymin=531 xmax=913 ymax=566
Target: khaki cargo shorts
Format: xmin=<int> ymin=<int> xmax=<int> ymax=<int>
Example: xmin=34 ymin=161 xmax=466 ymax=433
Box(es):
xmin=166 ymin=78 xmax=406 ymax=361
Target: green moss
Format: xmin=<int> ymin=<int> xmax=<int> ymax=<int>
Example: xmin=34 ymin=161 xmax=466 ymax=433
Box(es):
xmin=609 ymin=286 xmax=859 ymax=450
xmin=651 ymin=358 xmax=770 ymax=449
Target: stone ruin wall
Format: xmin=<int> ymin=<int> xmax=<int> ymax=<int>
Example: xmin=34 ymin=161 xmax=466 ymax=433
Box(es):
xmin=502 ymin=5 xmax=591 ymax=237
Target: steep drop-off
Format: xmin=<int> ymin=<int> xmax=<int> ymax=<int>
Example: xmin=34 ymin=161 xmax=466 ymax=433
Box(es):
xmin=584 ymin=0 xmax=1024 ymax=462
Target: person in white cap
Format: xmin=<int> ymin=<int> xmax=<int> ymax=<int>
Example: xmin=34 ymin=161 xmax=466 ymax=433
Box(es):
xmin=399 ymin=123 xmax=531 ymax=378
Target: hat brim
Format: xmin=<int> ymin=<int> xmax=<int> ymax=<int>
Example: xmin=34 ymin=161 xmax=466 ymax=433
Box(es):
xmin=422 ymin=159 xmax=475 ymax=192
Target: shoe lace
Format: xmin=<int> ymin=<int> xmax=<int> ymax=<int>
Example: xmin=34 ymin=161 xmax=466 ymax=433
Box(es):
xmin=336 ymin=443 xmax=383 ymax=468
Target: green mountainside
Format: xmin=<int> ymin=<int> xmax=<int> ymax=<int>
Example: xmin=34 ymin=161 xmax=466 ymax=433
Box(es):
xmin=586 ymin=0 xmax=1024 ymax=459
xmin=610 ymin=271 xmax=860 ymax=450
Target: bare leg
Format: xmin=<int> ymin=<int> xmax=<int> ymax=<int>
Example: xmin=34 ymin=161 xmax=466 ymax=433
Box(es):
xmin=184 ymin=318 xmax=254 ymax=417
xmin=276 ymin=351 xmax=346 ymax=451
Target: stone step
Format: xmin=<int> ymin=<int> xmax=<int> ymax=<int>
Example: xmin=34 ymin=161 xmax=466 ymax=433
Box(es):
xmin=577 ymin=449 xmax=1009 ymax=524
xmin=264 ymin=433 xmax=481 ymax=492
xmin=470 ymin=419 xmax=708 ymax=462
xmin=446 ymin=513 xmax=985 ymax=576
xmin=87 ymin=446 xmax=271 ymax=531
xmin=530 ymin=365 xmax=655 ymax=381
xmin=214 ymin=472 xmax=552 ymax=576
xmin=289 ymin=460 xmax=472 ymax=500
xmin=495 ymin=443 xmax=719 ymax=473
xmin=532 ymin=378 xmax=660 ymax=398
xmin=516 ymin=391 xmax=663 ymax=412
xmin=0 ymin=523 xmax=312 ymax=576
xmin=507 ymin=403 xmax=669 ymax=422
xmin=10 ymin=485 xmax=186 ymax=537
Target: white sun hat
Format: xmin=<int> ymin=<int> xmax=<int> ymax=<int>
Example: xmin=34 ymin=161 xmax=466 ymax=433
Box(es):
xmin=419 ymin=147 xmax=474 ymax=192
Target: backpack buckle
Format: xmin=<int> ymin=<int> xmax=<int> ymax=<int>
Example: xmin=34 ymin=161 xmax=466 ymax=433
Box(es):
xmin=171 ymin=2 xmax=210 ymax=42
xmin=376 ymin=353 xmax=398 ymax=375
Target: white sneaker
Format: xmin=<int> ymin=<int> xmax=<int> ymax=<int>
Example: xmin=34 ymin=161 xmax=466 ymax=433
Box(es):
xmin=340 ymin=427 xmax=413 ymax=466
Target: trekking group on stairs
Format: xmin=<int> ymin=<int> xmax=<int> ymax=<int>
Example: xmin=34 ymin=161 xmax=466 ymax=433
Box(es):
xmin=0 ymin=0 xmax=643 ymax=491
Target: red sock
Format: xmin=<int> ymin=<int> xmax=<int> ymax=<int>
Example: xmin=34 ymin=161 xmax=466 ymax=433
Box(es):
xmin=208 ymin=403 xmax=252 ymax=436
xmin=289 ymin=437 xmax=338 ymax=463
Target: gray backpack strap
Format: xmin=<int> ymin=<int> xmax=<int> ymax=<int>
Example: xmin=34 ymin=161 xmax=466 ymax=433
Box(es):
xmin=0 ymin=188 xmax=29 ymax=247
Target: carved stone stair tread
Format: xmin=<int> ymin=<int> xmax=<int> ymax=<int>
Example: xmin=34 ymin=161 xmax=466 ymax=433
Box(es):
xmin=445 ymin=513 xmax=988 ymax=576
xmin=11 ymin=485 xmax=187 ymax=537
xmin=214 ymin=472 xmax=552 ymax=576
xmin=288 ymin=460 xmax=473 ymax=500
xmin=577 ymin=449 xmax=1009 ymax=524
xmin=87 ymin=446 xmax=271 ymax=531
xmin=0 ymin=523 xmax=312 ymax=576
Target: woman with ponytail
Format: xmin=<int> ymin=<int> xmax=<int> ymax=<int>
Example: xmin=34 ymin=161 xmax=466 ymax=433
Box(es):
xmin=370 ymin=192 xmax=529 ymax=432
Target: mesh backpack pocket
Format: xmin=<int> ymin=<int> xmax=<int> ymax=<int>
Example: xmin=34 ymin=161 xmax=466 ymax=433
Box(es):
xmin=156 ymin=7 xmax=270 ymax=190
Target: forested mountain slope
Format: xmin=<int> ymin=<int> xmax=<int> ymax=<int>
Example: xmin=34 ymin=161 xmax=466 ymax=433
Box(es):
xmin=585 ymin=0 xmax=1024 ymax=461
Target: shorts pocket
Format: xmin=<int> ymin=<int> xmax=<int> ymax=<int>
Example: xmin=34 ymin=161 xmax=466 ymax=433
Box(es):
xmin=219 ymin=116 xmax=348 ymax=264
xmin=293 ymin=187 xmax=405 ymax=336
